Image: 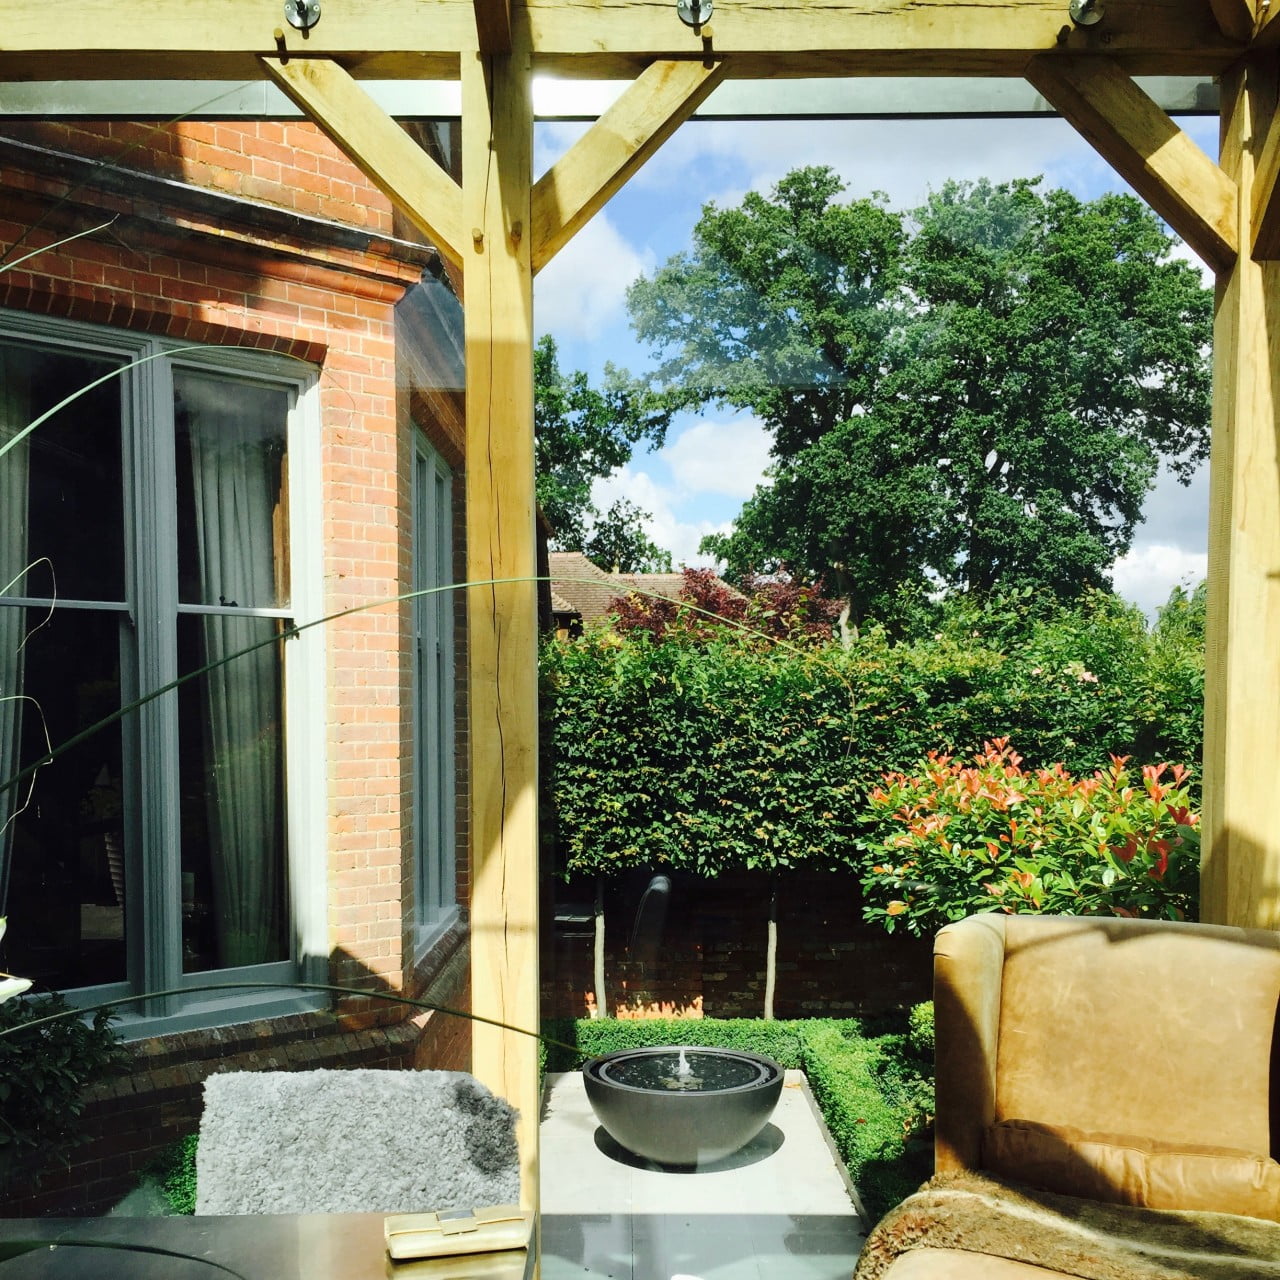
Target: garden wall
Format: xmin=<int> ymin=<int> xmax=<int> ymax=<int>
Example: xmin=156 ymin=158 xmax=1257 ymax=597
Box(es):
xmin=543 ymin=868 xmax=933 ymax=1021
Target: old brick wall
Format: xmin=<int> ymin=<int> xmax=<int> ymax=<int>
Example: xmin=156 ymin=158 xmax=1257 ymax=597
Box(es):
xmin=0 ymin=117 xmax=477 ymax=1212
xmin=5 ymin=925 xmax=473 ymax=1217
xmin=544 ymin=869 xmax=934 ymax=1021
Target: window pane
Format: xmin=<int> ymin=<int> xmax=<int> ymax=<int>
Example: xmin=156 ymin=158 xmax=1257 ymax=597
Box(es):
xmin=1 ymin=340 xmax=125 ymax=603
xmin=414 ymin=442 xmax=455 ymax=924
xmin=177 ymin=614 xmax=288 ymax=972
xmin=0 ymin=608 xmax=127 ymax=989
xmin=174 ymin=370 xmax=290 ymax=609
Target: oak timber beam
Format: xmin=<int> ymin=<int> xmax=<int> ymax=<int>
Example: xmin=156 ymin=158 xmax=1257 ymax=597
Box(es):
xmin=531 ymin=59 xmax=726 ymax=273
xmin=475 ymin=0 xmax=513 ymax=54
xmin=1026 ymin=55 xmax=1237 ymax=273
xmin=1209 ymin=0 xmax=1255 ymax=41
xmin=462 ymin=40 xmax=540 ymax=1205
xmin=1252 ymin=3 xmax=1280 ymax=45
xmin=260 ymin=56 xmax=465 ymax=270
xmin=0 ymin=0 xmax=1241 ymax=81
xmin=1201 ymin=58 xmax=1280 ymax=929
xmin=1251 ymin=97 xmax=1280 ymax=257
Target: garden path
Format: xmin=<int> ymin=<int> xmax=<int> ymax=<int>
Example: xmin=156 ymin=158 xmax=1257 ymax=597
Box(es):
xmin=540 ymin=1069 xmax=866 ymax=1280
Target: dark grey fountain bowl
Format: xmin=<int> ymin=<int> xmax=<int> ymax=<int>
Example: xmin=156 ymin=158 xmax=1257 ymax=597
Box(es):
xmin=582 ymin=1046 xmax=784 ymax=1167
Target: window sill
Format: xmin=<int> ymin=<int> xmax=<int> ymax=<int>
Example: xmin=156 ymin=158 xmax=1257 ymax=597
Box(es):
xmin=110 ymin=985 xmax=328 ymax=1041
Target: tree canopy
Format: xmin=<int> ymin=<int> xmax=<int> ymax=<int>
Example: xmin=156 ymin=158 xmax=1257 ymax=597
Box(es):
xmin=627 ymin=170 xmax=1212 ymax=624
xmin=534 ymin=334 xmax=673 ymax=572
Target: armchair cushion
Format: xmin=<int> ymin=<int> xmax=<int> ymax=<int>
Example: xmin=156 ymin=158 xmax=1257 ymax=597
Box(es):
xmin=984 ymin=1119 xmax=1280 ymax=1221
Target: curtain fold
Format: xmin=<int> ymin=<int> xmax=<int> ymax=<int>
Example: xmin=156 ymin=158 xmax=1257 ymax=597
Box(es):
xmin=180 ymin=373 xmax=284 ymax=968
xmin=0 ymin=347 xmax=31 ymax=914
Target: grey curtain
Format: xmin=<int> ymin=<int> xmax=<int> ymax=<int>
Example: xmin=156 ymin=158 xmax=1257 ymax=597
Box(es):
xmin=0 ymin=347 xmax=31 ymax=914
xmin=181 ymin=372 xmax=283 ymax=968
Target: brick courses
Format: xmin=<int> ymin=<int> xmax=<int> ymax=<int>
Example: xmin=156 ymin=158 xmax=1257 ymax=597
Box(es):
xmin=544 ymin=869 xmax=933 ymax=1022
xmin=0 ymin=117 xmax=472 ymax=1213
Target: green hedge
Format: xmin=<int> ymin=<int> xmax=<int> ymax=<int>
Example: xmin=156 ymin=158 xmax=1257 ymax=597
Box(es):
xmin=540 ymin=589 xmax=1203 ymax=882
xmin=543 ymin=1012 xmax=935 ymax=1220
xmin=542 ymin=1016 xmax=809 ymax=1073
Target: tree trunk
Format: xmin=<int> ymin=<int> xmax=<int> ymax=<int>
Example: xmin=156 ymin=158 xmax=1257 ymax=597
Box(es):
xmin=592 ymin=874 xmax=607 ymax=1018
xmin=764 ymin=875 xmax=778 ymax=1021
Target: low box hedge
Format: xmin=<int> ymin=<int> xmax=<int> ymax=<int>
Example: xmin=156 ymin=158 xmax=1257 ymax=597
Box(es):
xmin=542 ymin=1010 xmax=934 ymax=1220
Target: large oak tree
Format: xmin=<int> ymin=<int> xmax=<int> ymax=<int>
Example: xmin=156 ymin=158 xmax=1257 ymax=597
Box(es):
xmin=534 ymin=334 xmax=673 ymax=572
xmin=627 ymin=169 xmax=1212 ymax=623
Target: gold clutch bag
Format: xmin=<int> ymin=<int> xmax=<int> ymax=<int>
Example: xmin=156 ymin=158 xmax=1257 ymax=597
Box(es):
xmin=384 ymin=1205 xmax=533 ymax=1261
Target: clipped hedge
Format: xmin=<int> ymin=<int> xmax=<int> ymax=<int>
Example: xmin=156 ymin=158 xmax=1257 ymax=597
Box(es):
xmin=542 ymin=1016 xmax=809 ymax=1073
xmin=542 ymin=1012 xmax=934 ymax=1219
xmin=540 ymin=590 xmax=1203 ymax=883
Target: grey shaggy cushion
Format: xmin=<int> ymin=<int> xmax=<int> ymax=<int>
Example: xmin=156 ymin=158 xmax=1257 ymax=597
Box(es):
xmin=195 ymin=1069 xmax=520 ymax=1214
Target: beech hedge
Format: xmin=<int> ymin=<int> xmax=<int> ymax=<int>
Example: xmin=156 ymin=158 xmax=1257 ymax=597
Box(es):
xmin=539 ymin=589 xmax=1203 ymax=880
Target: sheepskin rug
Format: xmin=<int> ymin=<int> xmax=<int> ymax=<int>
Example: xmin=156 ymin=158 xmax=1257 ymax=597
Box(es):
xmin=195 ymin=1069 xmax=520 ymax=1215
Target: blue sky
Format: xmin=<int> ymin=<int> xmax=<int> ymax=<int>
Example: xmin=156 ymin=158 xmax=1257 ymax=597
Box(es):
xmin=532 ymin=110 xmax=1217 ymax=619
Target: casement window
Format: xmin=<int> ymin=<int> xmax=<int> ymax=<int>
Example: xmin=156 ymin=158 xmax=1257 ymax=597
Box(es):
xmin=0 ymin=312 xmax=325 ymax=1032
xmin=411 ymin=431 xmax=457 ymax=940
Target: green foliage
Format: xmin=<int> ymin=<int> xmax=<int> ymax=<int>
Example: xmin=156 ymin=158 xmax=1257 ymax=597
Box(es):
xmin=1153 ymin=579 xmax=1207 ymax=649
xmin=630 ymin=170 xmax=1211 ymax=627
xmin=583 ymin=498 xmax=673 ymax=574
xmin=611 ymin=567 xmax=842 ymax=645
xmin=0 ymin=992 xmax=128 ymax=1190
xmin=907 ymin=1001 xmax=934 ymax=1060
xmin=541 ymin=1015 xmax=809 ymax=1073
xmin=541 ymin=588 xmax=1204 ymax=881
xmin=534 ymin=334 xmax=672 ymax=570
xmin=541 ymin=1011 xmax=936 ymax=1220
xmin=859 ymin=740 xmax=1199 ymax=936
xmin=542 ymin=630 xmax=863 ymax=877
xmin=149 ymin=1133 xmax=199 ymax=1215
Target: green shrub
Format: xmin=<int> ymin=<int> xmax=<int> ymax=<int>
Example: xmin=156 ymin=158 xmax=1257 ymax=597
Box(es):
xmin=0 ymin=991 xmax=128 ymax=1190
xmin=541 ymin=1016 xmax=808 ymax=1073
xmin=859 ymin=740 xmax=1199 ymax=934
xmin=907 ymin=1001 xmax=934 ymax=1059
xmin=149 ymin=1133 xmax=199 ymax=1215
xmin=542 ymin=1013 xmax=936 ymax=1222
xmin=540 ymin=588 xmax=1204 ymax=885
xmin=797 ymin=1019 xmax=932 ymax=1221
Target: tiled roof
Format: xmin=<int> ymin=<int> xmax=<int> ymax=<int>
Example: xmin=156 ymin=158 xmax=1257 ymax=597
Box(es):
xmin=548 ymin=553 xmax=744 ymax=629
xmin=548 ymin=552 xmax=629 ymax=628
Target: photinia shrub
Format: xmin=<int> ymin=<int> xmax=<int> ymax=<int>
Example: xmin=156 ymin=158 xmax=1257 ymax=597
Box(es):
xmin=858 ymin=738 xmax=1199 ymax=934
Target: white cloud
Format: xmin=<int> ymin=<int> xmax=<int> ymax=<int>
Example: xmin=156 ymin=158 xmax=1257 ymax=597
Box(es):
xmin=1111 ymin=543 xmax=1207 ymax=621
xmin=535 ymin=212 xmax=653 ymax=340
xmin=662 ymin=416 xmax=772 ymax=499
xmin=630 ymin=116 xmax=1115 ymax=214
xmin=591 ymin=466 xmax=731 ymax=567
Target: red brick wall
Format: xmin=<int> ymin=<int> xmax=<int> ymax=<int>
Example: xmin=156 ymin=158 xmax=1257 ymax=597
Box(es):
xmin=0 ymin=117 xmax=476 ymax=1211
xmin=543 ymin=869 xmax=934 ymax=1021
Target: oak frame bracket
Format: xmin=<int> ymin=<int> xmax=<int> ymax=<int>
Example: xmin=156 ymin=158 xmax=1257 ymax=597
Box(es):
xmin=530 ymin=58 xmax=726 ymax=273
xmin=261 ymin=55 xmax=466 ymax=269
xmin=1026 ymin=54 xmax=1238 ymax=274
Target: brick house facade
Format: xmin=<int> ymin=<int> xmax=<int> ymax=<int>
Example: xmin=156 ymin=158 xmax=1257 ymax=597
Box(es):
xmin=0 ymin=115 xmax=474 ymax=1212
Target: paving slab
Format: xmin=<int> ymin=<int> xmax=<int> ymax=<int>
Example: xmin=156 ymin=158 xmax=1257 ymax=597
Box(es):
xmin=539 ymin=1070 xmax=866 ymax=1280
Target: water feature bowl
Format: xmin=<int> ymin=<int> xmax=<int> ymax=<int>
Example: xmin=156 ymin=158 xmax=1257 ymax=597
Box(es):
xmin=582 ymin=1046 xmax=784 ymax=1167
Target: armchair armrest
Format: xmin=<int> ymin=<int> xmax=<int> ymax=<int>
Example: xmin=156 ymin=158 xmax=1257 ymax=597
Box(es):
xmin=933 ymin=914 xmax=1006 ymax=1173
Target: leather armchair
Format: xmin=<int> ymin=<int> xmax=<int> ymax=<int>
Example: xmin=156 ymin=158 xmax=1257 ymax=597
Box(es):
xmin=867 ymin=914 xmax=1280 ymax=1278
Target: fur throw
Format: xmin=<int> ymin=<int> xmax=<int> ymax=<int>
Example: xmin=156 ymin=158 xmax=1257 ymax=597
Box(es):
xmin=196 ymin=1069 xmax=520 ymax=1214
xmin=854 ymin=1171 xmax=1280 ymax=1280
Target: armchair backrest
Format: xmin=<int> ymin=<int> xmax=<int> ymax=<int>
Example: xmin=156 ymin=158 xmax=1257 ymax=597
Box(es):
xmin=934 ymin=914 xmax=1280 ymax=1204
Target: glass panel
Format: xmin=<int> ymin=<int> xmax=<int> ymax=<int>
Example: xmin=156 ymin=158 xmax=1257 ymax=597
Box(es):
xmin=414 ymin=441 xmax=455 ymax=923
xmin=174 ymin=370 xmax=290 ymax=609
xmin=177 ymin=613 xmax=287 ymax=972
xmin=0 ymin=608 xmax=126 ymax=989
xmin=2 ymin=339 xmax=125 ymax=603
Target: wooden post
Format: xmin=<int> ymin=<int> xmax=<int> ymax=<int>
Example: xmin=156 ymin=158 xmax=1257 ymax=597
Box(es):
xmin=1201 ymin=58 xmax=1280 ymax=929
xmin=462 ymin=30 xmax=540 ymax=1205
